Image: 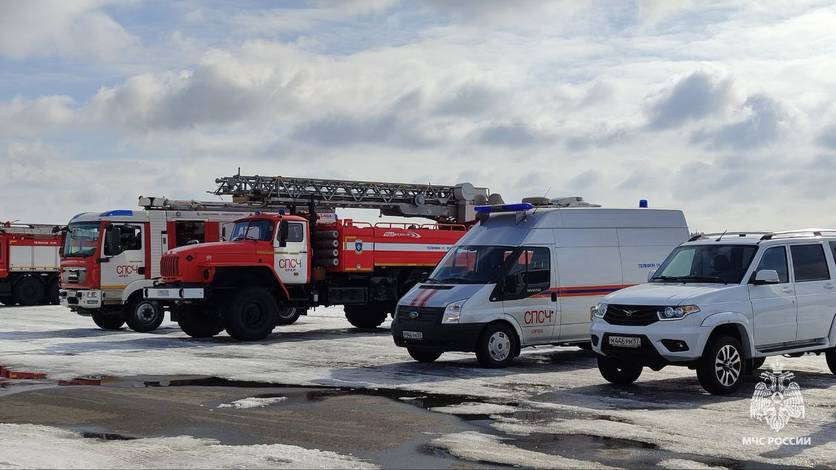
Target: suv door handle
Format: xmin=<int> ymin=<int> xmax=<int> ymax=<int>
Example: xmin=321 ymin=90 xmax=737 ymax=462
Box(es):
xmin=781 ymin=286 xmax=793 ymax=293
xmin=824 ymin=283 xmax=834 ymax=290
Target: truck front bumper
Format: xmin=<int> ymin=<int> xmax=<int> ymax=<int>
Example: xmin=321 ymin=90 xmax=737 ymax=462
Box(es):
xmin=60 ymin=289 xmax=103 ymax=310
xmin=144 ymin=286 xmax=205 ymax=301
xmin=391 ymin=318 xmax=483 ymax=352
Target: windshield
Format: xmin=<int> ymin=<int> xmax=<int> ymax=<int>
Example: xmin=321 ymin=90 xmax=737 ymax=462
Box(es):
xmin=428 ymin=245 xmax=518 ymax=284
xmin=230 ymin=220 xmax=274 ymax=242
xmin=63 ymin=223 xmax=100 ymax=258
xmin=651 ymin=244 xmax=758 ymax=284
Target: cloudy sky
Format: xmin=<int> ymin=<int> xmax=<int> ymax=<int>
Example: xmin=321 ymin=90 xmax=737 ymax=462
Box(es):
xmin=1 ymin=0 xmax=835 ymax=232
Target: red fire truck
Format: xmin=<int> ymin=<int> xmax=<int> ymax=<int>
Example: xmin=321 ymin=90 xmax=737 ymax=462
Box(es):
xmin=59 ymin=198 xmax=259 ymax=332
xmin=145 ymin=174 xmax=496 ymax=341
xmin=0 ymin=223 xmax=61 ymax=306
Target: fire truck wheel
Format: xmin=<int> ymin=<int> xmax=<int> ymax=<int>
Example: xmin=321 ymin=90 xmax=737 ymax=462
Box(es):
xmin=275 ymin=307 xmax=301 ymax=326
xmin=0 ymin=296 xmax=13 ymax=306
xmin=92 ymin=312 xmax=126 ymax=330
xmin=344 ymin=305 xmax=388 ymax=329
xmin=14 ymin=276 xmax=46 ymax=306
xmin=222 ymin=288 xmax=278 ymax=341
xmin=177 ymin=305 xmax=224 ymax=338
xmin=47 ymin=279 xmax=60 ymax=305
xmin=125 ymin=297 xmax=164 ymax=333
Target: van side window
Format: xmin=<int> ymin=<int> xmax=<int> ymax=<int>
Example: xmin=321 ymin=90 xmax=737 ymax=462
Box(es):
xmin=791 ymin=244 xmax=830 ymax=282
xmin=754 ymin=246 xmax=788 ymax=283
xmin=502 ymin=247 xmax=551 ymax=300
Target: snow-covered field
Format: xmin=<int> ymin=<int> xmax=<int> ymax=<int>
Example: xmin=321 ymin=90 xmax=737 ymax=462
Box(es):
xmin=1 ymin=305 xmax=835 ymax=468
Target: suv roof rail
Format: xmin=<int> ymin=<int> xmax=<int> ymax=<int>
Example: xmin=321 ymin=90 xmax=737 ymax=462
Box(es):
xmin=760 ymin=228 xmax=836 ymax=240
xmin=688 ymin=232 xmax=769 ymax=242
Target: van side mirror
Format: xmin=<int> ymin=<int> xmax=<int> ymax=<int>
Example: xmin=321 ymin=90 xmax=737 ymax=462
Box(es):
xmin=647 ymin=270 xmax=656 ymax=282
xmin=753 ymin=269 xmax=780 ymax=285
xmin=278 ymin=220 xmax=289 ymax=247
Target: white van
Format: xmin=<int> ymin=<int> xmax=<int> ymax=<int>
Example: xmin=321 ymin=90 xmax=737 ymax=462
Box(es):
xmin=592 ymin=230 xmax=836 ymax=395
xmin=391 ymin=199 xmax=689 ymax=367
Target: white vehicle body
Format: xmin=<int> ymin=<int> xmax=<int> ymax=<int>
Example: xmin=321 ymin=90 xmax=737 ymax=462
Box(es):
xmin=392 ymin=203 xmax=689 ymax=365
xmin=592 ymin=229 xmax=836 ymax=393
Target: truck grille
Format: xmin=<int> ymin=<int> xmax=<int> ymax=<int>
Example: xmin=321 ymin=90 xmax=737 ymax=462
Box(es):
xmin=604 ymin=305 xmax=661 ymax=326
xmin=397 ymin=305 xmax=445 ymax=324
xmin=161 ymin=255 xmax=179 ymax=278
xmin=63 ymin=268 xmax=84 ymax=284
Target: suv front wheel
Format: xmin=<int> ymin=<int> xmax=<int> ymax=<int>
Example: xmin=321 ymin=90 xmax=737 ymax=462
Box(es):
xmin=697 ymin=336 xmax=744 ymax=395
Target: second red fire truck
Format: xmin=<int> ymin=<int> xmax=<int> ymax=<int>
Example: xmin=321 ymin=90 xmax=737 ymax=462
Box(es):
xmin=0 ymin=223 xmax=61 ymax=306
xmin=145 ymin=174 xmax=495 ymax=340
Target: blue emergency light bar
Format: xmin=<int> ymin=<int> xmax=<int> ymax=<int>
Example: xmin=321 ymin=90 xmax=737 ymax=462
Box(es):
xmin=99 ymin=210 xmax=134 ymax=217
xmin=474 ymin=203 xmax=534 ymax=214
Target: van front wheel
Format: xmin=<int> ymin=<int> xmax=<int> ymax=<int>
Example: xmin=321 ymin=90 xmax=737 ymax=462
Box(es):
xmin=476 ymin=323 xmax=518 ymax=368
xmin=697 ymin=336 xmax=744 ymax=395
xmin=407 ymin=348 xmax=442 ymax=363
xmin=597 ymin=356 xmax=642 ymax=385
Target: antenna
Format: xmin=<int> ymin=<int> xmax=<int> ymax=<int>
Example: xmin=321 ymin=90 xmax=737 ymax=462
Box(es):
xmin=716 ymin=230 xmax=728 ymax=241
xmin=532 ymin=186 xmax=552 ymax=216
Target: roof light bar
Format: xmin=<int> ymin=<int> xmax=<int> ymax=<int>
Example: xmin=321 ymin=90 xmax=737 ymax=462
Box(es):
xmin=474 ymin=203 xmax=534 ymax=214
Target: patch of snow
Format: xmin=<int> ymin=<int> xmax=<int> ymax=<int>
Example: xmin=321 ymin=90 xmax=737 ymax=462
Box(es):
xmin=217 ymin=396 xmax=287 ymax=409
xmin=0 ymin=423 xmax=375 ymax=469
xmin=431 ymin=431 xmax=614 ymax=469
xmin=431 ymin=401 xmax=520 ymax=415
xmin=658 ymin=459 xmax=727 ymax=469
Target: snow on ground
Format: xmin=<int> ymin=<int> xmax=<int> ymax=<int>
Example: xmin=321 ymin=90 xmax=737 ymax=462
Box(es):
xmin=430 ymin=401 xmax=521 ymax=416
xmin=430 ymin=431 xmax=613 ymax=469
xmin=216 ymin=396 xmax=288 ymax=409
xmin=0 ymin=423 xmax=375 ymax=469
xmin=1 ymin=306 xmax=836 ymax=467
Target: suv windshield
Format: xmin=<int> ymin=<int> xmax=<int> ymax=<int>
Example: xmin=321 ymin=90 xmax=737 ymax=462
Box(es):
xmin=230 ymin=220 xmax=274 ymax=242
xmin=428 ymin=245 xmax=518 ymax=284
xmin=63 ymin=222 xmax=100 ymax=258
xmin=651 ymin=244 xmax=758 ymax=284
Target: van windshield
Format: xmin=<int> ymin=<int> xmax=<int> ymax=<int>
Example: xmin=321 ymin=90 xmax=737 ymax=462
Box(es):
xmin=651 ymin=244 xmax=758 ymax=284
xmin=428 ymin=245 xmax=517 ymax=284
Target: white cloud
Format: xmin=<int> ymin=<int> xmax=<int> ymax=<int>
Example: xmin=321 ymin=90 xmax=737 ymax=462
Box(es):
xmin=0 ymin=0 xmax=138 ymax=61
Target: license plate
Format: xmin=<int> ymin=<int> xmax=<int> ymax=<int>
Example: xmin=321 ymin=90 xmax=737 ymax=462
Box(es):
xmin=609 ymin=336 xmax=641 ymax=348
xmin=403 ymin=331 xmax=423 ymax=340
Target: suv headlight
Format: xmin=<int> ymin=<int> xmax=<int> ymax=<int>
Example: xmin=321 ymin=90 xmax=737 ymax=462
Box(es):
xmin=442 ymin=300 xmax=466 ymax=324
xmin=592 ymin=303 xmax=607 ymax=319
xmin=658 ymin=305 xmax=700 ymax=321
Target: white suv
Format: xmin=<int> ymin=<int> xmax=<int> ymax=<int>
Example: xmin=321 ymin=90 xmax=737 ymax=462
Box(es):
xmin=591 ymin=230 xmax=836 ymax=394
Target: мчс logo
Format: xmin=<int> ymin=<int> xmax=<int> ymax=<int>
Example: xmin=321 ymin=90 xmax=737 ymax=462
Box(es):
xmin=750 ymin=364 xmax=805 ymax=432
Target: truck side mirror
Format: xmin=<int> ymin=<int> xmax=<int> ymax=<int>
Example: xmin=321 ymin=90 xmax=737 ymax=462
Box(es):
xmin=752 ymin=269 xmax=780 ymax=285
xmin=278 ymin=220 xmax=289 ymax=248
xmin=103 ymin=225 xmax=121 ymax=257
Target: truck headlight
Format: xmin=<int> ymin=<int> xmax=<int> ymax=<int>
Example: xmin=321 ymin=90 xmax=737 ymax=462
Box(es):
xmin=592 ymin=303 xmax=607 ymax=319
xmin=658 ymin=305 xmax=700 ymax=321
xmin=442 ymin=300 xmax=466 ymax=324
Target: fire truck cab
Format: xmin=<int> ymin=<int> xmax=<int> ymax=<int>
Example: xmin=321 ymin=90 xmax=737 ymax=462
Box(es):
xmin=59 ymin=199 xmax=254 ymax=332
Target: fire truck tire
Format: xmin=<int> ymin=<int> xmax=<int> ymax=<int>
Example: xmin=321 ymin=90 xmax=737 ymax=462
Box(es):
xmin=222 ymin=288 xmax=278 ymax=341
xmin=344 ymin=305 xmax=387 ymax=329
xmin=177 ymin=305 xmax=224 ymax=338
xmin=125 ymin=297 xmax=164 ymax=333
xmin=14 ymin=276 xmax=46 ymax=306
xmin=0 ymin=296 xmax=13 ymax=306
xmin=47 ymin=278 xmax=60 ymax=305
xmin=275 ymin=307 xmax=301 ymax=326
xmin=92 ymin=312 xmax=126 ymax=330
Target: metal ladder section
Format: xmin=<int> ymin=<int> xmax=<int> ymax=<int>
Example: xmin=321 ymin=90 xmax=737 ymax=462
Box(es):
xmin=212 ymin=174 xmax=492 ymax=223
xmin=0 ymin=223 xmax=59 ymax=235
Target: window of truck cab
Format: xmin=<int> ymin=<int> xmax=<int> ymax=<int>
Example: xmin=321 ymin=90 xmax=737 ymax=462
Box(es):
xmin=63 ymin=222 xmax=100 ymax=257
xmin=230 ymin=219 xmax=274 ymax=242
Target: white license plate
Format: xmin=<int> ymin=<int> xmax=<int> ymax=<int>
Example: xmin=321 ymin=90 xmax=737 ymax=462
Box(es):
xmin=403 ymin=331 xmax=423 ymax=340
xmin=609 ymin=336 xmax=641 ymax=348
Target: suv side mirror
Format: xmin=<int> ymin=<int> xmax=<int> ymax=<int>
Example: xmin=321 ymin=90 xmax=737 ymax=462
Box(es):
xmin=753 ymin=269 xmax=780 ymax=285
xmin=278 ymin=220 xmax=289 ymax=248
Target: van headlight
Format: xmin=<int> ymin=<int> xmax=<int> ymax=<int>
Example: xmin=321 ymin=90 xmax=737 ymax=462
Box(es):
xmin=442 ymin=300 xmax=466 ymax=324
xmin=658 ymin=305 xmax=700 ymax=321
xmin=592 ymin=303 xmax=607 ymax=319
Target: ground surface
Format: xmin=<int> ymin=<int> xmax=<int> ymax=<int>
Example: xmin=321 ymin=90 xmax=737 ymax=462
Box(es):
xmin=1 ymin=306 xmax=835 ymax=468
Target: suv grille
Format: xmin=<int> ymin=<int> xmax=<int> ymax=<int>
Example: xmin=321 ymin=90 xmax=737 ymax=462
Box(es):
xmin=397 ymin=305 xmax=445 ymax=324
xmin=604 ymin=305 xmax=661 ymax=326
xmin=161 ymin=255 xmax=179 ymax=278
